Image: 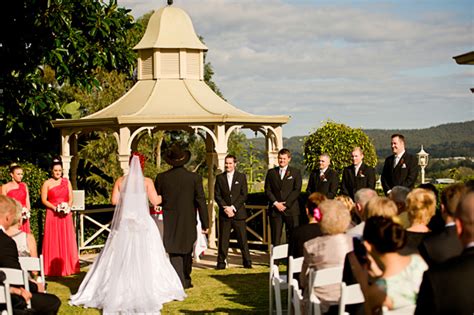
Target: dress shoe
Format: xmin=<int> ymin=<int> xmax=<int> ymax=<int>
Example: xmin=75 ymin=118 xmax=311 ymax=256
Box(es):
xmin=216 ymin=263 xmax=226 ymax=270
xmin=243 ymin=262 xmax=253 ymax=269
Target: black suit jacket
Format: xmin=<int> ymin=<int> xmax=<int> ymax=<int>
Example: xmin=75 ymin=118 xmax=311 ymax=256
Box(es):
xmin=415 ymin=246 xmax=474 ymax=315
xmin=418 ymin=225 xmax=463 ymax=267
xmin=307 ymin=168 xmax=339 ymax=199
xmin=381 ymin=152 xmax=418 ymax=194
xmin=215 ymin=171 xmax=248 ymax=220
xmin=155 ymin=166 xmax=209 ymax=254
xmin=340 ymin=163 xmax=376 ymax=200
xmin=264 ymin=166 xmax=302 ymax=216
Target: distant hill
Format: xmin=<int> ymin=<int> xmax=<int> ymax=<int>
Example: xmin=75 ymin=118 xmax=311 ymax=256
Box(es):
xmin=249 ymin=120 xmax=474 ymax=172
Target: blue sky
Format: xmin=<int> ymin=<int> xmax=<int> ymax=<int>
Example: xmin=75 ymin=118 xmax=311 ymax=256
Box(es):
xmin=118 ymin=0 xmax=473 ymax=136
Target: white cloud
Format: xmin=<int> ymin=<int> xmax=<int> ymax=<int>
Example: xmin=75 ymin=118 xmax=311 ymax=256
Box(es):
xmin=119 ymin=0 xmax=473 ymax=136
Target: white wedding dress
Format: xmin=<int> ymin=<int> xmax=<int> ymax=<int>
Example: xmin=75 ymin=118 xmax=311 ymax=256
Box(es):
xmin=70 ymin=156 xmax=186 ymax=314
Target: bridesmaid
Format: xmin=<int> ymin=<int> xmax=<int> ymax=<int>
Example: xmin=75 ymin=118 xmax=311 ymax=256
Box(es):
xmin=1 ymin=163 xmax=32 ymax=233
xmin=41 ymin=157 xmax=80 ymax=276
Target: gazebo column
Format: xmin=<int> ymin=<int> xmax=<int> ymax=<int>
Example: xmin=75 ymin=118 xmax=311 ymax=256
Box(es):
xmin=70 ymin=134 xmax=79 ymax=189
xmin=60 ymin=129 xmax=72 ymax=179
xmin=114 ymin=127 xmax=131 ymax=175
xmin=265 ymin=126 xmax=283 ymax=168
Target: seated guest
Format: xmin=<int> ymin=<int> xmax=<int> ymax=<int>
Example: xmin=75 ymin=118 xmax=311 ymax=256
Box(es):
xmin=335 ymin=195 xmax=356 ymax=228
xmin=300 ymin=200 xmax=352 ymax=314
xmin=415 ymin=191 xmax=474 ymax=314
xmin=0 ymin=195 xmax=61 ymax=314
xmin=6 ymin=200 xmax=38 ymax=258
xmin=346 ymin=188 xmax=378 ymax=237
xmin=419 ymin=183 xmax=465 ymax=266
xmin=388 ymin=186 xmax=410 ymax=228
xmin=289 ymin=192 xmax=326 ymax=258
xmin=419 ymin=183 xmax=444 ymax=233
xmin=401 ymin=188 xmax=436 ymax=256
xmin=364 ymin=216 xmax=428 ymax=311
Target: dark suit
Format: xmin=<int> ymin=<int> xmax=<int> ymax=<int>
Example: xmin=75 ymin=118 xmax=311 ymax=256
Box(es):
xmin=340 ymin=163 xmax=376 ymax=200
xmin=264 ymin=166 xmax=302 ymax=245
xmin=381 ymin=152 xmax=418 ymax=195
xmin=0 ymin=229 xmax=60 ymax=314
xmin=307 ymin=168 xmax=339 ymax=199
xmin=155 ymin=166 xmax=209 ymax=288
xmin=214 ymin=170 xmax=251 ymax=267
xmin=415 ymin=246 xmax=474 ymax=315
xmin=418 ymin=224 xmax=463 ymax=267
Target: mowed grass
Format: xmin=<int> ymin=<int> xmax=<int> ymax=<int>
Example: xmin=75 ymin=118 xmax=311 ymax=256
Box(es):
xmin=47 ymin=264 xmax=271 ymax=314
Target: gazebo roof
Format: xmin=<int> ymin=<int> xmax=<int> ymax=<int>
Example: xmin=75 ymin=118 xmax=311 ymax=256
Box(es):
xmin=52 ymin=4 xmax=289 ymax=129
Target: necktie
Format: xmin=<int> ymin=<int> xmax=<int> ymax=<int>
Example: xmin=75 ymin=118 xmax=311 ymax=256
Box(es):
xmin=227 ymin=174 xmax=232 ymax=189
xmin=393 ymin=156 xmax=399 ymax=168
xmin=279 ymin=168 xmax=285 ymax=179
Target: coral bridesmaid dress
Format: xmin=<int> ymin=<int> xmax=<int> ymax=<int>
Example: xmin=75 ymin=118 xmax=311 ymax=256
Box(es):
xmin=7 ymin=182 xmax=31 ymax=233
xmin=42 ymin=178 xmax=80 ymax=276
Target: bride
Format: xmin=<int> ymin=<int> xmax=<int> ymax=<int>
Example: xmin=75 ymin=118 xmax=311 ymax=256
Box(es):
xmin=70 ymin=153 xmax=186 ymax=314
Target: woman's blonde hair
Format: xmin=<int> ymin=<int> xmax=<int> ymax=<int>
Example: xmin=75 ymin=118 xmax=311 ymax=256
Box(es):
xmin=366 ymin=196 xmax=398 ymax=219
xmin=320 ymin=200 xmax=351 ymax=235
xmin=406 ymin=188 xmax=436 ymax=225
xmin=335 ymin=195 xmax=356 ymax=212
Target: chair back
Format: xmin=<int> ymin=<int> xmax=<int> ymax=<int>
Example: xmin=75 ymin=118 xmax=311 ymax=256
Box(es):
xmin=0 ymin=268 xmax=30 ymax=308
xmin=269 ymin=244 xmax=288 ymax=314
xmin=19 ymin=255 xmax=46 ymax=285
xmin=271 ymin=265 xmax=284 ymax=315
xmin=0 ymin=282 xmax=13 ymax=315
xmin=338 ymin=282 xmax=365 ymax=315
xmin=308 ymin=266 xmax=344 ymax=315
xmin=287 ymin=256 xmax=304 ymax=314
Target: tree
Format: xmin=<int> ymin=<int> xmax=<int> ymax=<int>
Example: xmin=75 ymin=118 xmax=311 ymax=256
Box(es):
xmin=0 ymin=0 xmax=139 ymax=165
xmin=303 ymin=121 xmax=378 ymax=173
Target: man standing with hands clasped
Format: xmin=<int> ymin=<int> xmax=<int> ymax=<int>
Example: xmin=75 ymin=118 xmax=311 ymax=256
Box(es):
xmin=265 ymin=148 xmax=302 ymax=245
xmin=381 ymin=134 xmax=418 ymax=195
xmin=214 ymin=155 xmax=252 ymax=270
xmin=340 ymin=147 xmax=376 ymax=201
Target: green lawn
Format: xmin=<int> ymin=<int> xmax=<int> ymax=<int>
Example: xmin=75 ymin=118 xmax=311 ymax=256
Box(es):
xmin=47 ymin=265 xmax=271 ymax=314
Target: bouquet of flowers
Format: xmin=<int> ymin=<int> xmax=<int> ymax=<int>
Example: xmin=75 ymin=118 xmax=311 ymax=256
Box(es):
xmin=21 ymin=207 xmax=30 ymax=220
xmin=56 ymin=202 xmax=71 ymax=215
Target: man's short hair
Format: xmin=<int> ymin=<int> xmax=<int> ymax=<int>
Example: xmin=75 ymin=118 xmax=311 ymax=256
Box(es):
xmin=278 ymin=148 xmax=291 ymax=158
xmin=0 ymin=195 xmax=17 ymax=217
xmin=352 ymin=147 xmax=364 ymax=155
xmin=456 ymin=191 xmax=474 ymax=243
xmin=389 ymin=186 xmax=410 ymax=205
xmin=441 ymin=183 xmax=466 ymax=217
xmin=354 ymin=188 xmax=377 ymax=209
xmin=391 ymin=134 xmax=405 ymax=144
xmin=225 ymin=154 xmax=237 ymax=163
xmin=320 ymin=153 xmax=330 ymax=160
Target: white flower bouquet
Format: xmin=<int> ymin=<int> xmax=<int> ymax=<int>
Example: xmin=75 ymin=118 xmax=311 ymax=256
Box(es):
xmin=56 ymin=202 xmax=71 ymax=215
xmin=21 ymin=207 xmax=30 ymax=220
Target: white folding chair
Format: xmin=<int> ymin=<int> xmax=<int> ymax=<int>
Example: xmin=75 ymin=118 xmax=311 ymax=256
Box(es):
xmin=338 ymin=282 xmax=365 ymax=315
xmin=0 ymin=268 xmax=30 ymax=309
xmin=271 ymin=265 xmax=285 ymax=315
xmin=19 ymin=255 xmax=46 ymax=290
xmin=269 ymin=244 xmax=288 ymax=314
xmin=308 ymin=266 xmax=344 ymax=315
xmin=0 ymin=281 xmax=13 ymax=315
xmin=290 ymin=278 xmax=303 ymax=315
xmin=287 ymin=256 xmax=304 ymax=314
xmin=382 ymin=305 xmax=416 ymax=315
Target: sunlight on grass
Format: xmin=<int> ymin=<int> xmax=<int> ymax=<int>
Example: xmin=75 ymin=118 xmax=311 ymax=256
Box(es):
xmin=47 ymin=265 xmax=270 ymax=314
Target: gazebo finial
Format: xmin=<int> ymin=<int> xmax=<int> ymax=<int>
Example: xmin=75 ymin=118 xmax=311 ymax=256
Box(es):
xmin=167 ymin=0 xmax=173 ymax=6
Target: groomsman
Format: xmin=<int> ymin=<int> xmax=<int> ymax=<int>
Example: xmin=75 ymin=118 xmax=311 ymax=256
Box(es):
xmin=214 ymin=155 xmax=252 ymax=269
xmin=265 ymin=148 xmax=302 ymax=245
xmin=155 ymin=144 xmax=209 ymax=289
xmin=307 ymin=153 xmax=339 ymax=199
xmin=381 ymin=134 xmax=418 ymax=195
xmin=340 ymin=147 xmax=376 ymax=201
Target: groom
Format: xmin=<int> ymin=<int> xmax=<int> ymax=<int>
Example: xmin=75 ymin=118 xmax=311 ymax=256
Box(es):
xmin=155 ymin=144 xmax=209 ymax=289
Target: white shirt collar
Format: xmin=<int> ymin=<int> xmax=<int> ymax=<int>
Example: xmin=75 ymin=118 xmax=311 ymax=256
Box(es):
xmin=0 ymin=225 xmax=5 ymax=232
xmin=227 ymin=170 xmax=235 ymax=177
xmin=320 ymin=167 xmax=327 ymax=174
xmin=445 ymin=222 xmax=456 ymax=227
xmin=396 ymin=150 xmax=406 ymax=159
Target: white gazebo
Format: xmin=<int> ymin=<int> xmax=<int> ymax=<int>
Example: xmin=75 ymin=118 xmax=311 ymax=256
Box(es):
xmin=52 ymin=4 xmax=289 ymax=246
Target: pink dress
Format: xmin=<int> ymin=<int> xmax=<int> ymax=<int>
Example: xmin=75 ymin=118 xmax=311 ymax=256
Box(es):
xmin=42 ymin=178 xmax=80 ymax=276
xmin=7 ymin=182 xmax=31 ymax=233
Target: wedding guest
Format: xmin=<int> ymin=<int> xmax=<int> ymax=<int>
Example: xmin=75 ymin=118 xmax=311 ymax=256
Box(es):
xmin=415 ymin=191 xmax=474 ymax=314
xmin=0 ymin=195 xmax=61 ymax=314
xmin=388 ymin=186 xmax=410 ymax=228
xmin=335 ymin=195 xmax=356 ymax=228
xmin=307 ymin=153 xmax=338 ymax=199
xmin=381 ymin=134 xmax=418 ymax=195
xmin=419 ymin=183 xmax=444 ymax=233
xmin=300 ymin=200 xmax=352 ymax=314
xmin=340 ymin=147 xmax=376 ymax=201
xmin=41 ymin=157 xmax=79 ymax=276
xmin=6 ymin=199 xmax=37 ymax=258
xmin=418 ymin=183 xmax=465 ymax=266
xmin=400 ymin=188 xmax=436 ymax=256
xmin=346 ymin=188 xmax=378 ymax=237
xmin=364 ymin=216 xmax=427 ymax=311
xmin=1 ymin=163 xmax=32 ymax=233
xmin=265 ymin=148 xmax=302 ymax=245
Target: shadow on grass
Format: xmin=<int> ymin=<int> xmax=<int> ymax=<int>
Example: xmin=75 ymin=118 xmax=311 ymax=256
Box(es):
xmin=177 ymin=271 xmax=269 ymax=314
xmin=46 ymin=271 xmax=88 ymax=295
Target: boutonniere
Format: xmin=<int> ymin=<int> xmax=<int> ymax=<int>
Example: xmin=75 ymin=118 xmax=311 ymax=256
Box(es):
xmin=320 ymin=174 xmax=327 ymax=182
xmin=400 ymin=158 xmax=406 ymax=168
xmin=285 ymin=170 xmax=290 ymax=177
